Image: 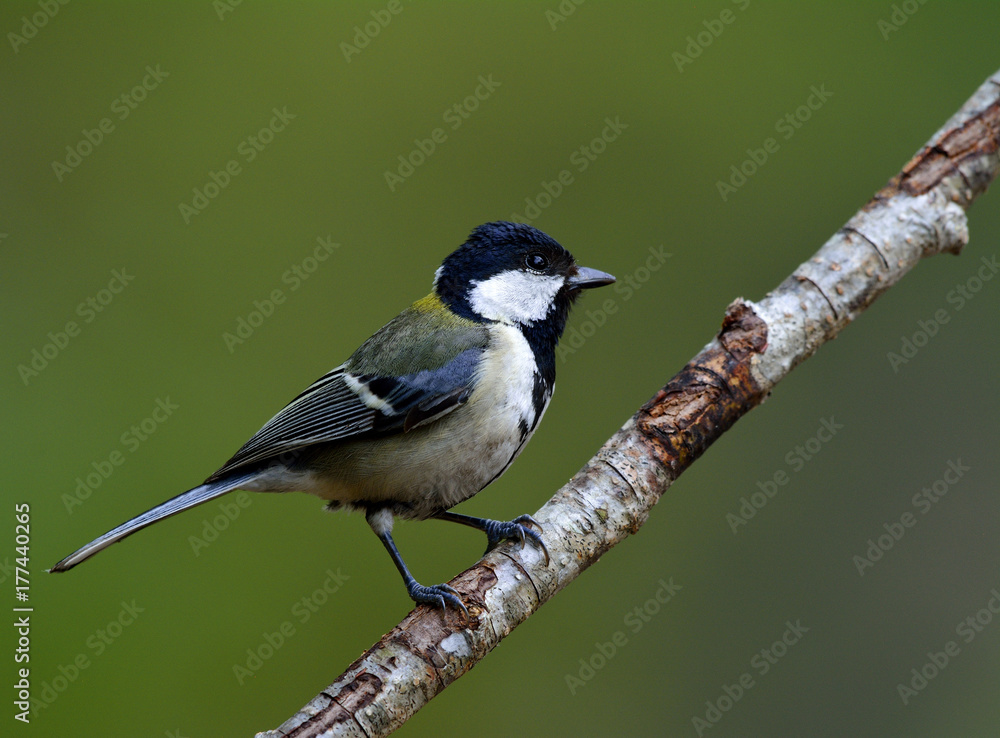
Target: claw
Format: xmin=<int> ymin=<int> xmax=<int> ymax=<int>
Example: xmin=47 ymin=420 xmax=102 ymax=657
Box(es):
xmin=512 ymin=514 xmax=544 ymax=534
xmin=483 ymin=515 xmax=550 ymax=566
xmin=407 ymin=581 xmax=469 ymax=622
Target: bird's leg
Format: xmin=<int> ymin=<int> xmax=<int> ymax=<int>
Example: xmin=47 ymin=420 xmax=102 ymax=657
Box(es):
xmin=366 ymin=508 xmax=468 ymax=619
xmin=434 ymin=511 xmax=550 ymax=565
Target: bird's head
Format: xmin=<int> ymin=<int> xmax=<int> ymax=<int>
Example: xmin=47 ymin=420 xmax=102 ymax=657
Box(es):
xmin=434 ymin=222 xmax=615 ymax=329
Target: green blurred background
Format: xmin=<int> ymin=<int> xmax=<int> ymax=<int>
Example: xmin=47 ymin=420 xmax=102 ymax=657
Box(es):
xmin=3 ymin=2 xmax=999 ymax=736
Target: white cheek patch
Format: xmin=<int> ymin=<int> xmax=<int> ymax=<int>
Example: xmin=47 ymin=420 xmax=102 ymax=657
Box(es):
xmin=468 ymin=270 xmax=565 ymax=324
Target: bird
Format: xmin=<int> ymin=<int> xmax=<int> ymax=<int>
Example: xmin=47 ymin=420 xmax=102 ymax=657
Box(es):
xmin=50 ymin=221 xmax=616 ymax=615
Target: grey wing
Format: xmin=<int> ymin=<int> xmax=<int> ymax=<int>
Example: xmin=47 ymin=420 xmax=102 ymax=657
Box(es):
xmin=361 ymin=346 xmax=483 ymax=434
xmin=206 ymin=348 xmax=483 ymax=482
xmin=206 ymin=366 xmax=375 ymax=481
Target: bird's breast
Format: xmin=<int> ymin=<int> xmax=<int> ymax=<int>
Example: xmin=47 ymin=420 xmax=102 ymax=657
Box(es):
xmin=469 ymin=322 xmax=551 ymax=440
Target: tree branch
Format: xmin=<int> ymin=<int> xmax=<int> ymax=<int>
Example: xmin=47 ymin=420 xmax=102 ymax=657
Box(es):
xmin=257 ymin=68 xmax=1000 ymax=738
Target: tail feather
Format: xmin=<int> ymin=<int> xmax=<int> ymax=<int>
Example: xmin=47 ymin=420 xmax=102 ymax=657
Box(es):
xmin=49 ymin=474 xmax=254 ymax=573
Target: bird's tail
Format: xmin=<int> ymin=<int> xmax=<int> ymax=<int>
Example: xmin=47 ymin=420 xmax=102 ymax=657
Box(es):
xmin=49 ymin=474 xmax=255 ymax=573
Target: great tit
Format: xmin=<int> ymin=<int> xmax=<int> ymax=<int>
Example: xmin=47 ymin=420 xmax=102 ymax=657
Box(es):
xmin=51 ymin=221 xmax=615 ymax=614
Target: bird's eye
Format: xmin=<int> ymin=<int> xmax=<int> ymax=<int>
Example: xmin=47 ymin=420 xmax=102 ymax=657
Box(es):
xmin=526 ymin=252 xmax=549 ymax=271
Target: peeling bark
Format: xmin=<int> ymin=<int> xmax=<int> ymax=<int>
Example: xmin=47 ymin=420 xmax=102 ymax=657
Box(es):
xmin=257 ymin=68 xmax=1000 ymax=738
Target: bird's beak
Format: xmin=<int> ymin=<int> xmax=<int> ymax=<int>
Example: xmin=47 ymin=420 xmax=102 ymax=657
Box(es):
xmin=568 ymin=266 xmax=616 ymax=290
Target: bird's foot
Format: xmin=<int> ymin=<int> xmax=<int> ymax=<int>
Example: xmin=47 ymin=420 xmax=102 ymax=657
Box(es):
xmin=482 ymin=515 xmax=550 ymax=565
xmin=406 ymin=580 xmax=469 ymax=621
